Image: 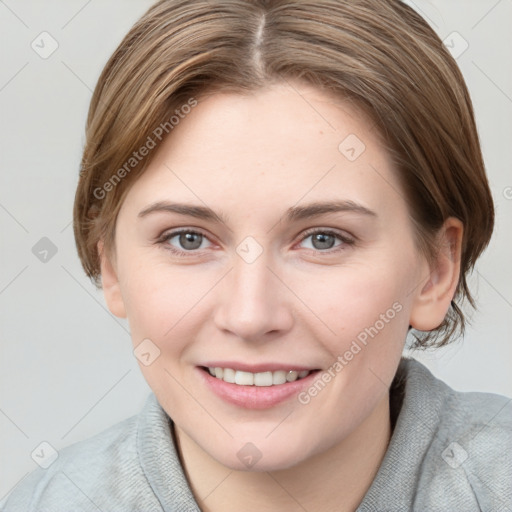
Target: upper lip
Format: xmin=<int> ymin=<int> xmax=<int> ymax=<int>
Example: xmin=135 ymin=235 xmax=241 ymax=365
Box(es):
xmin=199 ymin=362 xmax=319 ymax=373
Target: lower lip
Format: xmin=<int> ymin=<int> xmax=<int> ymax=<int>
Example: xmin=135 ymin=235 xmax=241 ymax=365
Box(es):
xmin=196 ymin=367 xmax=320 ymax=410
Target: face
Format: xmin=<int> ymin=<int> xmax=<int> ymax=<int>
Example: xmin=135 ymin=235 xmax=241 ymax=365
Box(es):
xmin=103 ymin=82 xmax=435 ymax=471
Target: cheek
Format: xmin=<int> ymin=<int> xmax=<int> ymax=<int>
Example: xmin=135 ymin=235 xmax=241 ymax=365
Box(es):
xmin=119 ymin=259 xmax=215 ymax=345
xmin=293 ymin=259 xmax=414 ymax=358
xmin=118 ymin=264 xmax=207 ymax=402
xmin=287 ymin=263 xmax=413 ymax=431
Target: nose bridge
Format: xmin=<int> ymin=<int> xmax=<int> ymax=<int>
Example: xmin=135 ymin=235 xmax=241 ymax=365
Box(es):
xmin=214 ymin=242 xmax=292 ymax=340
xmin=231 ymin=234 xmax=275 ymax=301
xmin=233 ymin=250 xmax=272 ymax=301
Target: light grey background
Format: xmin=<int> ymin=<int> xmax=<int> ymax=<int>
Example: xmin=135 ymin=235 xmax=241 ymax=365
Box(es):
xmin=1 ymin=0 xmax=511 ymax=501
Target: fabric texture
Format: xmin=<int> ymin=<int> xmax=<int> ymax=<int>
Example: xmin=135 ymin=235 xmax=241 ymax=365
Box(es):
xmin=1 ymin=357 xmax=511 ymax=511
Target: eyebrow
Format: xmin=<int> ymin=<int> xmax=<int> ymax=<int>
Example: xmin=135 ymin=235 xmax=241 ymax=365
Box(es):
xmin=138 ymin=200 xmax=377 ymax=224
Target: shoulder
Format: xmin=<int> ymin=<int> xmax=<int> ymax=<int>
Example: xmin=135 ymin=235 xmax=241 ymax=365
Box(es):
xmin=437 ymin=388 xmax=512 ymax=508
xmin=405 ymin=359 xmax=512 ymax=510
xmin=0 ymin=398 xmax=162 ymax=511
xmin=417 ymin=361 xmax=512 ymax=461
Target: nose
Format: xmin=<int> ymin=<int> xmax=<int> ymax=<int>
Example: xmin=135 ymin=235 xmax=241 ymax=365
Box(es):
xmin=213 ymin=250 xmax=293 ymax=342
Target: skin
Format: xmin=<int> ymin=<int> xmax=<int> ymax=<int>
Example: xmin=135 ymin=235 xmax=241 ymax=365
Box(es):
xmin=100 ymin=81 xmax=462 ymax=511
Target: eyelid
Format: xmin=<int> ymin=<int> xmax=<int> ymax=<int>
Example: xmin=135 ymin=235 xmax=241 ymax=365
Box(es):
xmin=298 ymin=226 xmax=355 ymax=244
xmin=158 ymin=226 xmax=209 ymax=238
xmin=157 ymin=227 xmax=213 ymax=246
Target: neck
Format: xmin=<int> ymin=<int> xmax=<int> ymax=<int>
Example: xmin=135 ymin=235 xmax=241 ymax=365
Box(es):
xmin=174 ymin=394 xmax=391 ymax=512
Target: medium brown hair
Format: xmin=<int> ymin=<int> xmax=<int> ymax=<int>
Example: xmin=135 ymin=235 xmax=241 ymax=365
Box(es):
xmin=73 ymin=0 xmax=494 ymax=348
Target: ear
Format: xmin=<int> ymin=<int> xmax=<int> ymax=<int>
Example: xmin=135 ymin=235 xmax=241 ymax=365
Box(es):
xmin=98 ymin=240 xmax=127 ymax=318
xmin=409 ymin=217 xmax=463 ymax=331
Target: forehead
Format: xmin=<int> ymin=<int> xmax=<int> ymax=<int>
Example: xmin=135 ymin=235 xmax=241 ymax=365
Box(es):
xmin=121 ymin=82 xmax=406 ymax=222
xmin=163 ymin=82 xmax=381 ymax=161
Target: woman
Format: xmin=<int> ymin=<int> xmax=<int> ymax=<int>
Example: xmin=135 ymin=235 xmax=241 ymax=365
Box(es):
xmin=2 ymin=0 xmax=510 ymax=510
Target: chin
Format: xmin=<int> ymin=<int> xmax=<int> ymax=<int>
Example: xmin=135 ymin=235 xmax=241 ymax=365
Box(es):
xmin=206 ymin=436 xmax=317 ymax=473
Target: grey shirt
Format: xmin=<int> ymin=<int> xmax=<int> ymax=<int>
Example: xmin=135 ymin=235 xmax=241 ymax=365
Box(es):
xmin=2 ymin=357 xmax=511 ymax=511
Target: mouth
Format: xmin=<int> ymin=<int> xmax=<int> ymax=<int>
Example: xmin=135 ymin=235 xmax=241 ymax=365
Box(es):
xmin=197 ymin=365 xmax=322 ymax=409
xmin=201 ymin=366 xmax=317 ymax=386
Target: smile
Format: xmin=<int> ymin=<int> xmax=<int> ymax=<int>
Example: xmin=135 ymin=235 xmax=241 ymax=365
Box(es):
xmin=206 ymin=367 xmax=313 ymax=386
xmin=197 ymin=365 xmax=322 ymax=409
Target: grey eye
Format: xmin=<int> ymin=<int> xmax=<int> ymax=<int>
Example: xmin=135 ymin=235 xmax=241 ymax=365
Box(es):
xmin=310 ymin=233 xmax=336 ymax=250
xmin=166 ymin=231 xmax=209 ymax=251
xmin=301 ymin=231 xmax=343 ymax=251
xmin=179 ymin=232 xmax=203 ymax=250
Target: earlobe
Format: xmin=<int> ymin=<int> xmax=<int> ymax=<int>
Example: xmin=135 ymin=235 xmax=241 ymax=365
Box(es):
xmin=409 ymin=218 xmax=463 ymax=332
xmin=98 ymin=240 xmax=127 ymax=319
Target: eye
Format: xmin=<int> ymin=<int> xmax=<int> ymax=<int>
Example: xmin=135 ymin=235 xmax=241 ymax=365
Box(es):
xmin=159 ymin=229 xmax=212 ymax=255
xmin=298 ymin=228 xmax=354 ymax=253
xmin=157 ymin=227 xmax=355 ymax=258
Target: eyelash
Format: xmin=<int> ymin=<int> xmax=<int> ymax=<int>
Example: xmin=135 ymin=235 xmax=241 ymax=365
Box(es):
xmin=157 ymin=228 xmax=355 ymax=258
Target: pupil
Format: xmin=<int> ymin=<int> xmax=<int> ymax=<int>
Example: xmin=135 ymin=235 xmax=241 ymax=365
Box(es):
xmin=180 ymin=232 xmax=202 ymax=250
xmin=313 ymin=233 xmax=334 ymax=250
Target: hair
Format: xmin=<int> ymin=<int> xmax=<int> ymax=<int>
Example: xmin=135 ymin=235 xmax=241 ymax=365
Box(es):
xmin=73 ymin=0 xmax=494 ymax=348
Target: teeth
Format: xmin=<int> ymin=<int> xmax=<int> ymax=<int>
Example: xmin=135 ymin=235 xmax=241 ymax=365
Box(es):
xmin=223 ymin=368 xmax=236 ymax=383
xmin=207 ymin=367 xmax=312 ymax=386
xmin=272 ymin=370 xmax=287 ymax=385
xmin=254 ymin=371 xmax=272 ymax=387
xmin=286 ymin=370 xmax=298 ymax=382
xmin=235 ymin=371 xmax=254 ymax=386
